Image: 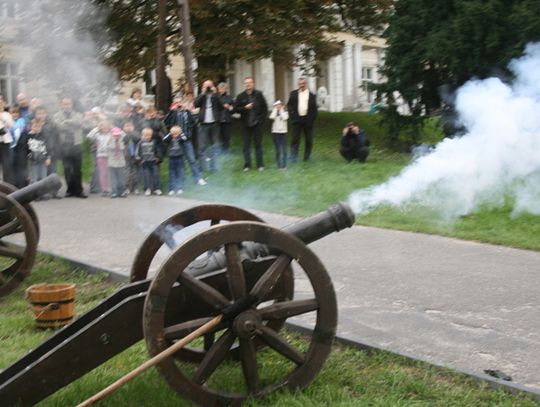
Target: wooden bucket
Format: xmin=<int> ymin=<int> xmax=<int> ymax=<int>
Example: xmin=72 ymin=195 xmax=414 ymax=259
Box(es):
xmin=26 ymin=283 xmax=76 ymax=329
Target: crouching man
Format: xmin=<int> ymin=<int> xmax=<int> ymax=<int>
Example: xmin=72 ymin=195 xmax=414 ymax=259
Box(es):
xmin=340 ymin=122 xmax=369 ymax=163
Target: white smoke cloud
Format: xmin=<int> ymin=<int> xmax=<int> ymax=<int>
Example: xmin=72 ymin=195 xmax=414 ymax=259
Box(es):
xmin=349 ymin=43 xmax=540 ymax=221
xmin=7 ymin=0 xmax=118 ymax=105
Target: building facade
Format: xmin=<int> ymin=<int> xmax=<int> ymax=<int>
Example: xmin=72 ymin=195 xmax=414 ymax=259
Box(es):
xmin=228 ymin=33 xmax=386 ymax=112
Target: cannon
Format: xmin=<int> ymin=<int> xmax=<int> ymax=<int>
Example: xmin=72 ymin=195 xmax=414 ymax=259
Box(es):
xmin=0 ymin=174 xmax=62 ymax=297
xmin=0 ymin=202 xmax=355 ymax=406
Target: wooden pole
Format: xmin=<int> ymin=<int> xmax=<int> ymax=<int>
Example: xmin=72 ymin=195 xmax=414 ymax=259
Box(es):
xmin=177 ymin=0 xmax=195 ymax=93
xmin=76 ymin=314 xmax=223 ymax=407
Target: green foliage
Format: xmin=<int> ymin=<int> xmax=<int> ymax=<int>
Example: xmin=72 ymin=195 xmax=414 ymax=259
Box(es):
xmin=87 ymin=0 xmax=345 ymax=83
xmin=378 ymin=0 xmax=540 ymax=146
xmin=85 ymin=0 xmax=395 ymax=84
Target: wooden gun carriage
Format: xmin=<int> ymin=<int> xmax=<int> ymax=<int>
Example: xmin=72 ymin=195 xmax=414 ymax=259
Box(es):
xmin=0 ymin=202 xmax=355 ymax=406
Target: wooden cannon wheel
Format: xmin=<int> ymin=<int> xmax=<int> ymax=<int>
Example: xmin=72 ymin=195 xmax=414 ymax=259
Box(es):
xmin=0 ymin=181 xmax=40 ymax=238
xmin=143 ymin=222 xmax=337 ymax=406
xmin=130 ymin=204 xmax=265 ymax=282
xmin=0 ymin=192 xmax=39 ymax=297
xmin=132 ymin=204 xmax=294 ymax=363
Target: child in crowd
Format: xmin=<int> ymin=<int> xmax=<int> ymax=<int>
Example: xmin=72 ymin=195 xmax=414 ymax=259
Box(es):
xmin=122 ymin=121 xmax=141 ymax=194
xmin=87 ymin=120 xmax=112 ymax=196
xmin=136 ymin=127 xmax=162 ymax=196
xmin=269 ymin=100 xmax=289 ymax=169
xmin=83 ymin=107 xmax=104 ymax=194
xmin=163 ymin=125 xmax=185 ymax=195
xmin=9 ymin=105 xmax=29 ymax=187
xmin=26 ymin=119 xmax=51 ymax=186
xmin=131 ymin=103 xmax=146 ymax=132
xmin=164 ymin=97 xmax=206 ymax=186
xmin=107 ymin=127 xmax=127 ymax=198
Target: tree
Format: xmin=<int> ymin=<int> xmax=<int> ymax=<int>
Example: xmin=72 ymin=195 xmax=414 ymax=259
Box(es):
xmin=377 ymin=0 xmax=540 ymax=146
xmin=87 ymin=0 xmax=394 ymax=88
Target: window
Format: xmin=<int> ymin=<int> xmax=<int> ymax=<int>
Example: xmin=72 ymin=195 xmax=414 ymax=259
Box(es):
xmin=144 ymin=69 xmax=156 ymax=95
xmin=0 ymin=1 xmax=18 ymax=18
xmin=362 ymin=67 xmax=373 ymax=81
xmin=0 ymin=62 xmax=21 ymax=104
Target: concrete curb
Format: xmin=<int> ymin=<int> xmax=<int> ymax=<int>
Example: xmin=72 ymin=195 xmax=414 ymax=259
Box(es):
xmin=43 ymin=251 xmax=540 ymax=403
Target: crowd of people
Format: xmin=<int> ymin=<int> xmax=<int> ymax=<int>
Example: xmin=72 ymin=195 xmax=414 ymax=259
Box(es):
xmin=0 ymin=76 xmax=370 ymax=199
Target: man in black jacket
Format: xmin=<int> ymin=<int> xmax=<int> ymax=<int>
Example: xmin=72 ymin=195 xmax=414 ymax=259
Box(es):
xmin=194 ymin=79 xmax=222 ymax=172
xmin=287 ymin=77 xmax=318 ymax=162
xmin=235 ymin=77 xmax=268 ymax=171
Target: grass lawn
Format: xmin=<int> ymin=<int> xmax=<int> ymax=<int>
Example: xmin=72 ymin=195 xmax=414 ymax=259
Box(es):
xmin=1 ymin=256 xmax=538 ymax=406
xmin=81 ymin=111 xmax=540 ymax=251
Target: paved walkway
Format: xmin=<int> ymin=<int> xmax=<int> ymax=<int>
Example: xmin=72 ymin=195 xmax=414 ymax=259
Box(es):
xmin=27 ymin=193 xmax=540 ymax=391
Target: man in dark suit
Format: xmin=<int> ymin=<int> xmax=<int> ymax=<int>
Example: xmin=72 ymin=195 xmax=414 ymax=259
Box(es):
xmin=287 ymin=77 xmax=318 ymax=162
xmin=235 ymin=77 xmax=268 ymax=171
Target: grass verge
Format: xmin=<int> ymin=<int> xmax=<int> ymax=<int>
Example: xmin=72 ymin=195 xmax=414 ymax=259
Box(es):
xmin=1 ymin=256 xmax=538 ymax=406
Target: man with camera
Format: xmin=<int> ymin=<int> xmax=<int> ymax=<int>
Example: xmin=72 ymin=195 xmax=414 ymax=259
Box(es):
xmin=340 ymin=122 xmax=370 ymax=163
xmin=194 ymin=79 xmax=222 ymax=173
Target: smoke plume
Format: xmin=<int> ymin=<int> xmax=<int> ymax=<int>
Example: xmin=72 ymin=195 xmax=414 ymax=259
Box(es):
xmin=349 ymin=43 xmax=540 ymax=220
xmin=8 ymin=0 xmax=117 ymax=104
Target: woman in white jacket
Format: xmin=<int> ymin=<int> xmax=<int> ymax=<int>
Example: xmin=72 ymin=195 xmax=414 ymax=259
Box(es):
xmin=0 ymin=95 xmax=14 ymax=183
xmin=269 ymin=100 xmax=289 ymax=169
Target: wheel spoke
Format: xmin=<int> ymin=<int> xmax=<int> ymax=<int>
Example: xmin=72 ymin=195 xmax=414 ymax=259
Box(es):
xmin=239 ymin=336 xmax=259 ymax=393
xmin=178 ymin=272 xmax=230 ymax=309
xmin=0 ymin=218 xmax=20 ymax=237
xmin=204 ymin=332 xmax=215 ymax=350
xmin=259 ymin=325 xmax=306 ymax=365
xmin=259 ymin=298 xmax=319 ymax=320
xmin=250 ymin=254 xmax=292 ymax=302
xmin=0 ymin=243 xmax=25 ymax=260
xmin=192 ymin=330 xmax=237 ymax=385
xmin=225 ymin=243 xmax=245 ymax=300
xmin=164 ymin=317 xmax=216 ymax=340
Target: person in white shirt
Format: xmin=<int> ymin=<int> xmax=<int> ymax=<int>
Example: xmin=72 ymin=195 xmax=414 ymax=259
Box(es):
xmin=0 ymin=95 xmax=14 ymax=184
xmin=269 ymin=100 xmax=289 ymax=169
xmin=286 ymin=77 xmax=318 ymax=162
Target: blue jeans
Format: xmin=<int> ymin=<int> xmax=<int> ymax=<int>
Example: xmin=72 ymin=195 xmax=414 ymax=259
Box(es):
xmin=30 ymin=162 xmax=47 ymax=183
xmin=272 ymin=133 xmax=287 ymax=168
xmin=142 ymin=161 xmax=160 ymax=191
xmin=181 ymin=141 xmax=201 ymax=182
xmin=198 ymin=123 xmax=218 ymax=172
xmin=109 ymin=166 xmax=125 ymax=196
xmin=90 ymin=153 xmax=100 ymax=193
xmin=168 ymin=156 xmax=185 ymax=192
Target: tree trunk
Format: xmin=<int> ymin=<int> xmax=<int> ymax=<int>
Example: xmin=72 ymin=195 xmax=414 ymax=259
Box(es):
xmin=156 ymin=0 xmax=168 ymax=112
xmin=177 ymin=0 xmax=195 ymax=94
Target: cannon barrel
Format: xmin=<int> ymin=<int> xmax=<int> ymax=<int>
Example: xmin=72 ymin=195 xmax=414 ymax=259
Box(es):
xmin=188 ymin=202 xmax=356 ymax=277
xmin=282 ymin=202 xmax=355 ymax=245
xmin=7 ymin=174 xmax=62 ymax=205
